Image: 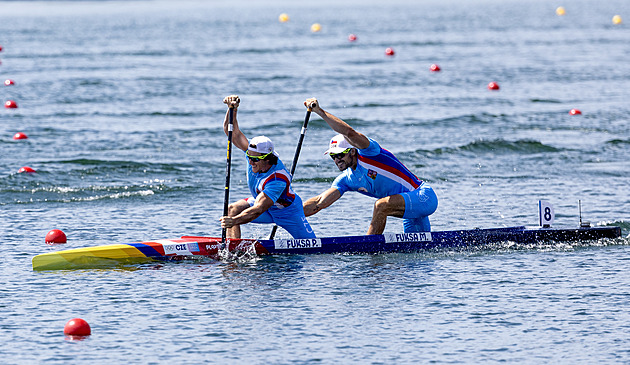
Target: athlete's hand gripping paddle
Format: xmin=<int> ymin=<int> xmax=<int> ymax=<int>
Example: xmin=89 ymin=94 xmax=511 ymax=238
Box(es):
xmin=221 ymin=104 xmax=235 ymax=248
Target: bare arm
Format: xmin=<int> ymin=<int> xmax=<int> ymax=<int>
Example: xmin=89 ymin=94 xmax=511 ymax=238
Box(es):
xmin=220 ymin=192 xmax=274 ymax=228
xmin=304 ymin=98 xmax=370 ymax=149
xmin=223 ymin=95 xmax=249 ymax=152
xmin=303 ymin=187 xmax=342 ymax=217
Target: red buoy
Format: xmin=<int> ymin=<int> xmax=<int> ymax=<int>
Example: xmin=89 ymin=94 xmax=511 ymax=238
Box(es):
xmin=4 ymin=79 xmax=14 ymax=86
xmin=64 ymin=318 xmax=91 ymax=336
xmin=5 ymin=100 xmax=18 ymax=108
xmin=348 ymin=34 xmax=357 ymax=42
xmin=487 ymin=82 xmax=500 ymax=90
xmin=430 ymin=64 xmax=441 ymax=72
xmin=385 ymin=47 xmax=395 ymax=56
xmin=18 ymin=166 xmax=36 ymax=173
xmin=46 ymin=229 xmax=67 ymax=244
xmin=0 ymin=45 xmax=3 ymax=52
xmin=13 ymin=132 xmax=28 ymax=140
xmin=569 ymin=108 xmax=582 ymax=115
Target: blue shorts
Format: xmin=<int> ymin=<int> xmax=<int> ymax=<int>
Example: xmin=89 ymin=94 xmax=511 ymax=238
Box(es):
xmin=246 ymin=196 xmax=316 ymax=239
xmin=400 ymin=183 xmax=438 ymax=232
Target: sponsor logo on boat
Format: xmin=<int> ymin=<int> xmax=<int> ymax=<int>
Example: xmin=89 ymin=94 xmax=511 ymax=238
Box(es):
xmin=384 ymin=232 xmax=432 ymax=243
xmin=161 ymin=241 xmax=199 ymax=255
xmin=275 ymin=238 xmax=322 ymax=250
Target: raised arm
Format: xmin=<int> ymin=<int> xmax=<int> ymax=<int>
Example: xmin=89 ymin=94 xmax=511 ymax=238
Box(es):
xmin=223 ymin=95 xmax=249 ymax=152
xmin=304 ymin=98 xmax=370 ymax=149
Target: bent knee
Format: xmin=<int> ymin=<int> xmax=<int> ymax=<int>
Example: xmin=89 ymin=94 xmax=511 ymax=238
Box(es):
xmin=373 ymin=198 xmax=387 ymax=212
xmin=228 ymin=202 xmax=247 ymax=216
xmin=374 ymin=197 xmax=404 ymax=216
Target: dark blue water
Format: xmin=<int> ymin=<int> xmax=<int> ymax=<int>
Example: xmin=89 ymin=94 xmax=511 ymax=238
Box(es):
xmin=1 ymin=0 xmax=629 ymax=363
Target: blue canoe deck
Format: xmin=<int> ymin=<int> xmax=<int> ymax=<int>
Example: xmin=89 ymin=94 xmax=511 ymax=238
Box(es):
xmin=256 ymin=226 xmax=622 ymax=255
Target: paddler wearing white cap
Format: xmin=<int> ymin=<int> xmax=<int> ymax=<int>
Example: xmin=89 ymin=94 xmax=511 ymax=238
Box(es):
xmin=219 ymin=95 xmax=315 ymax=239
xmin=302 ymin=97 xmax=438 ymax=235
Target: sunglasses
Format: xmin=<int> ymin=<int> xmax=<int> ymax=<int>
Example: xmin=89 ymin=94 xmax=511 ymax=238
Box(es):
xmin=246 ymin=151 xmax=271 ymax=162
xmin=330 ymin=148 xmax=351 ymax=160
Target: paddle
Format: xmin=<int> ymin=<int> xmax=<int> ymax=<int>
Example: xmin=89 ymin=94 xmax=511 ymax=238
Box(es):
xmin=221 ymin=105 xmax=235 ymax=248
xmin=268 ymin=107 xmax=312 ymax=239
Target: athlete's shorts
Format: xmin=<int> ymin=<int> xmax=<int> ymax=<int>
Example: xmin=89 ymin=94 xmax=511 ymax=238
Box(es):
xmin=246 ymin=195 xmax=316 ymax=239
xmin=400 ymin=182 xmax=438 ymax=232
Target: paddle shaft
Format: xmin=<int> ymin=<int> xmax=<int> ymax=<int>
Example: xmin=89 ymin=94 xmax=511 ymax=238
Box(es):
xmin=269 ymin=108 xmax=312 ymax=239
xmin=290 ymin=109 xmax=311 ymax=176
xmin=222 ymin=106 xmax=235 ymax=244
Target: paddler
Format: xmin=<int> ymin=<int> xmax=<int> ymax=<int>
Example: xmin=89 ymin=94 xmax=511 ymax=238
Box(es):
xmin=219 ymin=95 xmax=316 ymax=239
xmin=302 ymin=98 xmax=438 ymax=234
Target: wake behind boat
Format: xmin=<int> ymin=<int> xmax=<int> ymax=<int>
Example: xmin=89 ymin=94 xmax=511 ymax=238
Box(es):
xmin=32 ymin=224 xmax=621 ymax=271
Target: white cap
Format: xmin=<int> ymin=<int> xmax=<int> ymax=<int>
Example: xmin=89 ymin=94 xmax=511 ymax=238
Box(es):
xmin=248 ymin=136 xmax=279 ymax=157
xmin=324 ymin=134 xmax=353 ymax=155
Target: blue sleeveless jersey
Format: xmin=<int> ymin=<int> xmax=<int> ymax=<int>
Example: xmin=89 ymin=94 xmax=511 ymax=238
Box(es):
xmin=332 ymin=138 xmax=423 ymax=198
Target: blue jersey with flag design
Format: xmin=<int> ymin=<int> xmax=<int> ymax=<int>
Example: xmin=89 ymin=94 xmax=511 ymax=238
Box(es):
xmin=245 ymin=153 xmax=297 ymax=209
xmin=332 ymin=138 xmax=422 ymax=198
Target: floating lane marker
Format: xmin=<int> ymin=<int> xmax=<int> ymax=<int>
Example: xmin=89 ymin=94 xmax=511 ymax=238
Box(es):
xmin=13 ymin=132 xmax=28 ymax=140
xmin=46 ymin=229 xmax=67 ymax=244
xmin=64 ymin=318 xmax=91 ymax=337
xmin=18 ymin=166 xmax=35 ymax=173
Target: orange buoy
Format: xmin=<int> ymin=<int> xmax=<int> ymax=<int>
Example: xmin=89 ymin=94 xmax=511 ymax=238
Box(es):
xmin=5 ymin=100 xmax=18 ymax=108
xmin=348 ymin=34 xmax=357 ymax=42
xmin=64 ymin=318 xmax=91 ymax=336
xmin=430 ymin=64 xmax=441 ymax=72
xmin=4 ymin=79 xmax=14 ymax=86
xmin=46 ymin=229 xmax=67 ymax=244
xmin=13 ymin=132 xmax=28 ymax=140
xmin=569 ymin=108 xmax=582 ymax=115
xmin=18 ymin=166 xmax=36 ymax=173
xmin=487 ymin=82 xmax=500 ymax=90
xmin=385 ymin=47 xmax=395 ymax=56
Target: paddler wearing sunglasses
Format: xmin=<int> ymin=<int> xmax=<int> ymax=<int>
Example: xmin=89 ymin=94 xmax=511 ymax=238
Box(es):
xmin=219 ymin=95 xmax=315 ymax=239
xmin=302 ymin=98 xmax=438 ymax=235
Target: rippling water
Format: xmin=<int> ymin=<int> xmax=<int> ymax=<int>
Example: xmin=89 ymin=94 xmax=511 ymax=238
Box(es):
xmin=1 ymin=0 xmax=629 ymax=363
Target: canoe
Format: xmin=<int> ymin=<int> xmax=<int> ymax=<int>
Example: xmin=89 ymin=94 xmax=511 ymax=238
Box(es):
xmin=32 ymin=225 xmax=621 ymax=270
